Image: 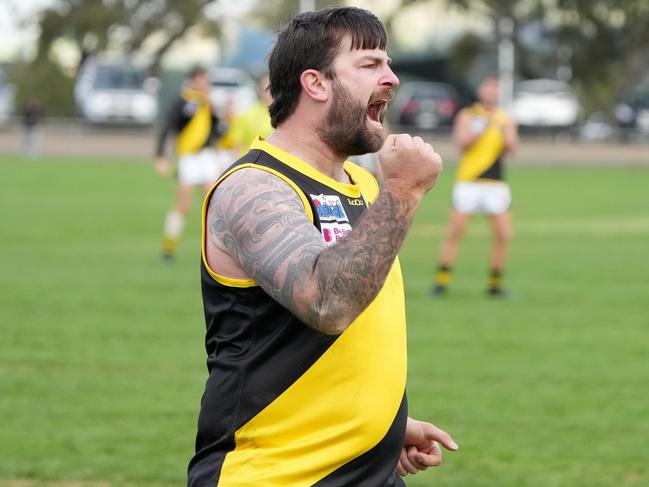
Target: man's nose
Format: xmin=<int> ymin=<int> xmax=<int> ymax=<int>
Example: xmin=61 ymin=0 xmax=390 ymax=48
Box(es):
xmin=381 ymin=66 xmax=400 ymax=89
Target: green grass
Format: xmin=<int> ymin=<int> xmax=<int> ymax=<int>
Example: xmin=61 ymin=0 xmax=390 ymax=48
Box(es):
xmin=1 ymin=155 xmax=648 ymax=486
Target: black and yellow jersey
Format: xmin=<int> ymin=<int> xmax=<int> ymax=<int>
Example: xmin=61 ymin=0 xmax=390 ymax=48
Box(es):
xmin=156 ymin=88 xmax=225 ymax=158
xmin=456 ymin=103 xmax=512 ymax=182
xmin=188 ymin=137 xmax=408 ymax=487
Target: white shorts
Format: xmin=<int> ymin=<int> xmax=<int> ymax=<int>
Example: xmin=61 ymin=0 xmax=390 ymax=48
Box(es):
xmin=177 ymin=148 xmax=232 ymax=186
xmin=452 ymin=181 xmax=511 ymax=215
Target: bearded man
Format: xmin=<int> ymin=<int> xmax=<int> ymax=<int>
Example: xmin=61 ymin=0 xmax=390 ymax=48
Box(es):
xmin=188 ymin=7 xmax=458 ymax=486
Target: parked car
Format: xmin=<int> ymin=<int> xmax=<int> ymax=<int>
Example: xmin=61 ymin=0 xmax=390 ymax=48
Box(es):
xmin=0 ymin=70 xmax=15 ymax=127
xmin=614 ymin=82 xmax=649 ymax=136
xmin=207 ymin=67 xmax=257 ymax=118
xmin=392 ymin=81 xmax=459 ymax=129
xmin=512 ymin=79 xmax=580 ymax=132
xmin=74 ymin=58 xmax=158 ymax=125
xmin=580 ymin=112 xmax=614 ymax=141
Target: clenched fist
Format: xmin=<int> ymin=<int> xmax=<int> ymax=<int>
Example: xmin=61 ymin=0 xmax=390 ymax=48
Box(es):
xmin=378 ymin=134 xmax=443 ymax=201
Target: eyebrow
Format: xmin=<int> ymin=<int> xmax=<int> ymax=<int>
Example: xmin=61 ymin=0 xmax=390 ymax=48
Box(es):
xmin=359 ymin=55 xmax=392 ymax=65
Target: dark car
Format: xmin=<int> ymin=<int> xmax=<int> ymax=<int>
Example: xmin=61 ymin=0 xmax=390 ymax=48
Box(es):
xmin=392 ymin=81 xmax=459 ymax=129
xmin=615 ymin=83 xmax=649 ymax=136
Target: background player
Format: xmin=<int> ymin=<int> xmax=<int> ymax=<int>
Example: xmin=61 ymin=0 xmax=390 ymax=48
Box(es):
xmin=432 ymin=75 xmax=519 ymax=296
xmin=219 ymin=73 xmax=273 ymax=156
xmin=155 ymin=66 xmax=228 ymax=261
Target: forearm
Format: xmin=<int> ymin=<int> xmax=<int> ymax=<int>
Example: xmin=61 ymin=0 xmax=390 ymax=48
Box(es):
xmin=503 ymin=123 xmax=519 ymax=154
xmin=454 ymin=132 xmax=476 ymax=152
xmin=304 ymin=180 xmax=420 ymax=333
xmin=155 ymin=128 xmax=169 ymax=157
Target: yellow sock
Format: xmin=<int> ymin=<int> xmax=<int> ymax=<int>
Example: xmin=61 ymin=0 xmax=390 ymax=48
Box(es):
xmin=435 ymin=265 xmax=451 ymax=287
xmin=488 ymin=269 xmax=503 ymax=289
xmin=162 ymin=237 xmax=178 ymax=256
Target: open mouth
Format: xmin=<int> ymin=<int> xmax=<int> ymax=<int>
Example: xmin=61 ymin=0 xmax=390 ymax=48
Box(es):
xmin=367 ymin=99 xmax=388 ymax=124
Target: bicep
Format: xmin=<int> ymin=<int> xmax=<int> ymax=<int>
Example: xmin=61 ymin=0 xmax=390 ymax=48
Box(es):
xmin=207 ymin=168 xmax=326 ymax=313
xmin=453 ymin=111 xmax=472 ymax=149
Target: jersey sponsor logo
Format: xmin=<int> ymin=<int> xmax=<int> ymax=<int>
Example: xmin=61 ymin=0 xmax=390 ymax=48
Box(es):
xmin=321 ymin=222 xmax=352 ymax=245
xmin=469 ymin=117 xmax=487 ymax=135
xmin=310 ymin=194 xmax=349 ymax=222
xmin=310 ymin=194 xmax=352 ymax=246
xmin=347 ymin=198 xmax=365 ymax=206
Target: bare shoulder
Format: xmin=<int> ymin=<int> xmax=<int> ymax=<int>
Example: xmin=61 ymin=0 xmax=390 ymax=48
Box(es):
xmin=209 ymin=167 xmax=305 ymax=215
xmin=207 ymin=166 xmax=317 ymax=248
xmin=453 ymin=108 xmax=471 ymax=127
xmin=206 ymin=167 xmax=326 ymax=307
xmin=458 ymin=107 xmax=473 ymax=121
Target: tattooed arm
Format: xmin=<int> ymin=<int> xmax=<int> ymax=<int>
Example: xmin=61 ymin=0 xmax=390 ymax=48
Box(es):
xmin=207 ymin=134 xmax=442 ymax=334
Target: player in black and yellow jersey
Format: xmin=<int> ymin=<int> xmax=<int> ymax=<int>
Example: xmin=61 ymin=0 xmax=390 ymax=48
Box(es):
xmin=188 ymin=7 xmax=458 ymax=487
xmin=155 ymin=66 xmax=228 ymax=261
xmin=432 ymin=75 xmax=519 ymax=297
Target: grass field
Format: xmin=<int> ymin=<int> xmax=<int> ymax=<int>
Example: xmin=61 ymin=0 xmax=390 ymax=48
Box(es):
xmin=1 ymin=154 xmax=648 ymax=486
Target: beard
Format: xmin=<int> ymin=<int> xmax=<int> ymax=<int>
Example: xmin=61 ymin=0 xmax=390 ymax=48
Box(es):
xmin=318 ymin=79 xmax=387 ymax=157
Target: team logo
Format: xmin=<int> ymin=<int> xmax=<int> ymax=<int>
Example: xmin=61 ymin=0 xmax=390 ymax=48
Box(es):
xmin=311 ymin=194 xmax=348 ymax=222
xmin=310 ymin=194 xmax=353 ymax=246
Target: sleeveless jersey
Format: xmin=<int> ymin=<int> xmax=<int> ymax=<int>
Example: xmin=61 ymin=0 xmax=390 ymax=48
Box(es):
xmin=188 ymin=137 xmax=408 ymax=487
xmin=456 ymin=103 xmax=511 ymax=182
xmin=156 ymin=88 xmax=223 ymax=158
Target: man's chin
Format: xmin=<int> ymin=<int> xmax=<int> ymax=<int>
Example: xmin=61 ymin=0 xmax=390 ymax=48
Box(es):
xmin=364 ymin=125 xmax=386 ymax=153
xmin=347 ymin=136 xmax=383 ymax=156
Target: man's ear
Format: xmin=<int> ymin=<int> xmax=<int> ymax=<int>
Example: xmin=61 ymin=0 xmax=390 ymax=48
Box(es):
xmin=299 ymin=69 xmax=329 ymax=103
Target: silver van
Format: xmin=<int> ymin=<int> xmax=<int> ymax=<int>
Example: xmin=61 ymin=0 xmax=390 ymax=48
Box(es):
xmin=74 ymin=58 xmax=158 ymax=125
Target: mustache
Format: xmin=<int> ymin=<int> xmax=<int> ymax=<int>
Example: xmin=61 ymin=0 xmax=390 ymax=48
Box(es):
xmin=369 ymin=89 xmax=395 ymax=105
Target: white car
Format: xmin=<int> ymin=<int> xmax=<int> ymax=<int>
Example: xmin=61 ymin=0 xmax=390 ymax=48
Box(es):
xmin=0 ymin=71 xmax=14 ymax=127
xmin=512 ymin=79 xmax=580 ymax=131
xmin=74 ymin=58 xmax=158 ymax=126
xmin=207 ymin=67 xmax=257 ymax=118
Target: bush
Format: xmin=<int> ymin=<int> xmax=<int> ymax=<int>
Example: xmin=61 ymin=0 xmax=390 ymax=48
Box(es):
xmin=8 ymin=58 xmax=76 ymax=117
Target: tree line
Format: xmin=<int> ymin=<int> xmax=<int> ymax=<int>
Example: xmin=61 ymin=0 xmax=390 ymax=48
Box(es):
xmin=6 ymin=0 xmax=648 ymax=119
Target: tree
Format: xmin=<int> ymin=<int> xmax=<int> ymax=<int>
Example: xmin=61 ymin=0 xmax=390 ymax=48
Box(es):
xmin=34 ymin=0 xmax=219 ymax=76
xmin=8 ymin=59 xmax=76 ymax=117
xmin=551 ymin=0 xmax=649 ymax=113
xmin=435 ymin=0 xmax=649 ymax=113
xmin=10 ymin=0 xmax=223 ymax=116
xmin=247 ymin=0 xmax=339 ymax=32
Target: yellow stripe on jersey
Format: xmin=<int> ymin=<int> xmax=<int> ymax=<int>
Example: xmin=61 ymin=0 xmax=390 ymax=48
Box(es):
xmin=344 ymin=160 xmax=381 ymax=204
xmin=251 ymin=137 xmax=364 ymax=198
xmin=457 ymin=104 xmax=509 ymax=182
xmin=201 ymin=163 xmax=315 ymax=288
xmin=219 ymin=260 xmax=407 ymax=486
xmin=176 ymin=89 xmax=212 ymax=156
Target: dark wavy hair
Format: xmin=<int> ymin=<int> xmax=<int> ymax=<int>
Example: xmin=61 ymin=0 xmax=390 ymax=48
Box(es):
xmin=268 ymin=7 xmax=387 ymax=128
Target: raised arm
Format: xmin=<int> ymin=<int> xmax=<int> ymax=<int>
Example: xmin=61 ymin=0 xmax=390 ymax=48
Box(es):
xmin=207 ymin=134 xmax=442 ymax=335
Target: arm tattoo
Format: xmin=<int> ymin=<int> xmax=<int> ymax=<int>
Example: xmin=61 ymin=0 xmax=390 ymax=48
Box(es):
xmin=208 ymin=169 xmax=326 ymax=316
xmin=208 ymin=169 xmax=417 ymax=334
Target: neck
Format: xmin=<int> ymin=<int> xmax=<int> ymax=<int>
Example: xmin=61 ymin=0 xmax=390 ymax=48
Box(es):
xmin=481 ymin=101 xmax=497 ymax=112
xmin=266 ymin=116 xmax=350 ymax=183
